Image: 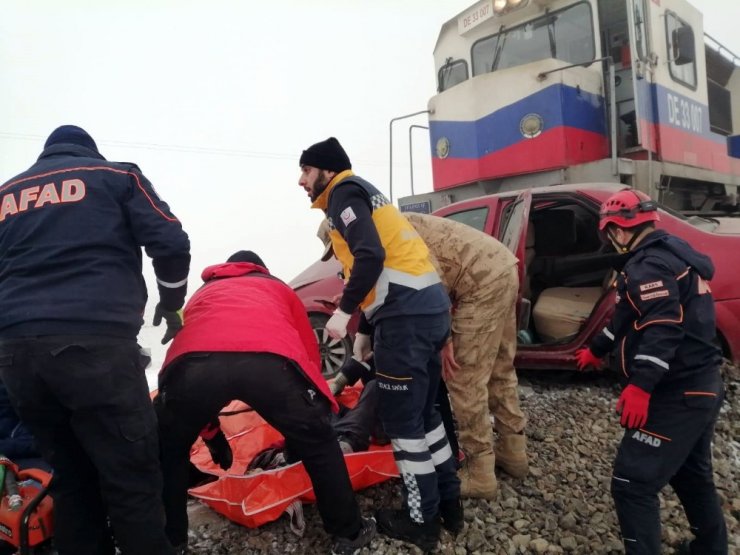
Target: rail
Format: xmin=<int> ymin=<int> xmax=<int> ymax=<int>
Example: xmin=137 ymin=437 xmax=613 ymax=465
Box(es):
xmin=389 ymin=110 xmax=430 ymax=204
xmin=408 ymin=124 xmax=429 ymax=196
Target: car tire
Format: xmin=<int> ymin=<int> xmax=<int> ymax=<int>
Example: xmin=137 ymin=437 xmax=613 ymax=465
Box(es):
xmin=309 ymin=313 xmax=352 ymax=379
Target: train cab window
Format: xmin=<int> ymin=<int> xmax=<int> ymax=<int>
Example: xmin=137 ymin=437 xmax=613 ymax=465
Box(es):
xmin=665 ymin=11 xmax=697 ymax=89
xmin=471 ymin=2 xmax=594 ymax=76
xmin=632 ymin=0 xmax=648 ymax=61
xmin=444 ymin=207 xmax=488 ymax=232
xmin=438 ymin=59 xmax=469 ymax=92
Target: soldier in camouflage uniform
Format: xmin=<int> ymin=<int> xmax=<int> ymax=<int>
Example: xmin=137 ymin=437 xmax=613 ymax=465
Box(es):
xmin=404 ymin=213 xmax=528 ymax=500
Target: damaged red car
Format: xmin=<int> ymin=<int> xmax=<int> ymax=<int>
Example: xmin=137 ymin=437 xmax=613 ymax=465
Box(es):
xmin=290 ymin=184 xmax=740 ymax=377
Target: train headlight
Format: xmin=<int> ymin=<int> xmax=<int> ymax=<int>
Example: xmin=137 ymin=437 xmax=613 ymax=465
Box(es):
xmin=494 ymin=0 xmax=529 ymax=14
xmin=520 ymin=113 xmax=544 ymax=138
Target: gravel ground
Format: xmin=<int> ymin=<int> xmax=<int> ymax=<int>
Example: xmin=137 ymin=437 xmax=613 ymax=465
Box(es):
xmin=184 ymin=363 xmax=740 ymax=554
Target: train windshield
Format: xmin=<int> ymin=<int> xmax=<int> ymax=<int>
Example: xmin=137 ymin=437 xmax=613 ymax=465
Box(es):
xmin=472 ymin=2 xmax=595 ymax=76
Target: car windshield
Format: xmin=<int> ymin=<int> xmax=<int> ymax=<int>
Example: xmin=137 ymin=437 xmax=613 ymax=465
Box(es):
xmin=659 ymin=205 xmax=719 ymax=232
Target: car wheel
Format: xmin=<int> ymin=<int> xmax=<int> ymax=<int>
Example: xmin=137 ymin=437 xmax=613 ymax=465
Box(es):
xmin=309 ymin=313 xmax=352 ymax=379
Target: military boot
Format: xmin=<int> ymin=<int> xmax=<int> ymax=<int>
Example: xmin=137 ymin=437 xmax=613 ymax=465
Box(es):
xmin=458 ymin=451 xmax=497 ymax=500
xmin=494 ymin=432 xmax=529 ymax=479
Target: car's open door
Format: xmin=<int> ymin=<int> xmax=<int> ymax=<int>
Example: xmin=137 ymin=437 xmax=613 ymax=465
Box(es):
xmin=497 ymin=190 xmax=532 ymax=330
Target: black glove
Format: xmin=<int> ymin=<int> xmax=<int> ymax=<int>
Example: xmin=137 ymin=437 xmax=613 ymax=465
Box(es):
xmin=203 ymin=429 xmax=233 ymax=471
xmin=246 ymin=447 xmax=287 ymax=471
xmin=153 ymin=303 xmax=183 ymax=344
xmin=330 ymin=357 xmax=373 ymax=396
xmin=341 ymin=356 xmax=372 ymax=385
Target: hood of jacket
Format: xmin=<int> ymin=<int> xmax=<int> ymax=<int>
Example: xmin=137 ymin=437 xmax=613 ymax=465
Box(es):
xmin=37 ymin=143 xmax=106 ymax=162
xmin=201 ymin=262 xmax=270 ymax=282
xmin=633 ymin=229 xmax=715 ymax=280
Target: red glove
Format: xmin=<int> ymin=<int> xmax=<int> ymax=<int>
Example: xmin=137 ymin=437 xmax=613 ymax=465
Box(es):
xmin=574 ymin=348 xmax=602 ymax=371
xmin=616 ymin=384 xmax=651 ymax=429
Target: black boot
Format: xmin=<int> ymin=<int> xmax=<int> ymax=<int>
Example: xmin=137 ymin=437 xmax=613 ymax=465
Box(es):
xmin=439 ymin=498 xmax=464 ymax=535
xmin=331 ymin=516 xmax=376 ymax=555
xmin=375 ymin=508 xmax=440 ymax=552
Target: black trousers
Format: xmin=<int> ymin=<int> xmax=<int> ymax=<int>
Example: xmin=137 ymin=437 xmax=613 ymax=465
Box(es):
xmin=329 ymin=378 xmax=457 ymax=458
xmin=156 ymin=352 xmax=362 ymax=546
xmin=611 ymin=380 xmax=728 ymax=555
xmin=373 ymin=313 xmax=460 ymax=523
xmin=332 ymin=379 xmax=378 ymax=452
xmin=436 ymin=380 xmax=460 ymax=465
xmin=0 ymin=336 xmax=173 ymax=555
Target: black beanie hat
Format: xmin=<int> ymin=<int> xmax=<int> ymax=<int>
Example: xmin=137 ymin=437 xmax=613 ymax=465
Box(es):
xmin=44 ymin=125 xmax=98 ymax=152
xmin=227 ymin=250 xmax=267 ymax=269
xmin=299 ymin=137 xmax=351 ymax=172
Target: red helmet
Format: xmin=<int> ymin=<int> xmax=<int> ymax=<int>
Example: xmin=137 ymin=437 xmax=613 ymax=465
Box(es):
xmin=599 ymin=189 xmax=660 ymax=231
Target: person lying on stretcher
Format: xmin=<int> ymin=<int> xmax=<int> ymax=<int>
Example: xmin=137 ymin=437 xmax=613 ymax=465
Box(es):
xmin=247 ymin=357 xmax=386 ymax=471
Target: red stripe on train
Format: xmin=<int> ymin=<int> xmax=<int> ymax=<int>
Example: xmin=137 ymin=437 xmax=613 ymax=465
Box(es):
xmin=649 ymin=122 xmax=740 ymax=175
xmin=432 ymin=127 xmax=608 ymax=191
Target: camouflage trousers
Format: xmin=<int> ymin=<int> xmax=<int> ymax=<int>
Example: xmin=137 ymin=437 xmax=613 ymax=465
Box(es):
xmin=445 ymin=265 xmax=527 ymax=458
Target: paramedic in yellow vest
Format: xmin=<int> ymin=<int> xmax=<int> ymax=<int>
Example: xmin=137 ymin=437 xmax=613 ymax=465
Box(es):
xmin=405 ymin=213 xmax=528 ymax=500
xmin=298 ymin=138 xmax=461 ymax=552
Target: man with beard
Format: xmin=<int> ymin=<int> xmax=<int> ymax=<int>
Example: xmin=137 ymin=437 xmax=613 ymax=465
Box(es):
xmin=297 ymin=138 xmax=461 ymax=552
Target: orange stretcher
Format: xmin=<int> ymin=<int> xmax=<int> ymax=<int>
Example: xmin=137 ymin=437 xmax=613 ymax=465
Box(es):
xmin=186 ymin=385 xmax=398 ymax=528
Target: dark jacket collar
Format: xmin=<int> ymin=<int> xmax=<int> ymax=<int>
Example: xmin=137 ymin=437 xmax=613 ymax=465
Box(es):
xmin=37 ymin=143 xmax=106 ymax=162
xmin=626 ymin=229 xmax=715 ymax=279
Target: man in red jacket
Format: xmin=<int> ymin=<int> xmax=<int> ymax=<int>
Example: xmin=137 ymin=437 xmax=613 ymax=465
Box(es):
xmin=155 ymin=251 xmax=375 ymax=555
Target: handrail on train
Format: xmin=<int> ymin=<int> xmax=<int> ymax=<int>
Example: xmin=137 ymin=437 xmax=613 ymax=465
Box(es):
xmin=704 ymin=33 xmax=740 ymax=67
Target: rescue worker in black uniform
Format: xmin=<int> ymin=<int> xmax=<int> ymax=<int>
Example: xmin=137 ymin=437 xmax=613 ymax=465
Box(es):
xmin=576 ymin=189 xmax=727 ymax=554
xmin=0 ymin=125 xmax=190 ymax=555
xmin=298 ymin=138 xmax=461 ymax=552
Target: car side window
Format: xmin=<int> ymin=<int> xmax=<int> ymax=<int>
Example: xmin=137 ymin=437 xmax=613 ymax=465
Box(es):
xmin=444 ymin=207 xmax=488 ymax=231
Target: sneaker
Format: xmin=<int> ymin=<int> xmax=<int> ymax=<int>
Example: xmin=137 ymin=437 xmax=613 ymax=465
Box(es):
xmin=376 ymin=508 xmax=440 ymax=552
xmin=331 ymin=516 xmax=376 ymax=555
xmin=439 ymin=498 xmax=464 ymax=536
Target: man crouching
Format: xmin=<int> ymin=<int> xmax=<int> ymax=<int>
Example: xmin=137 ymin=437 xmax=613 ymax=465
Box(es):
xmin=155 ymin=250 xmax=375 ymax=555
